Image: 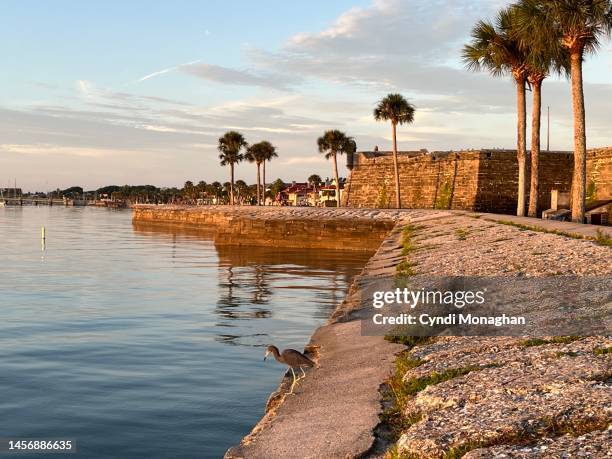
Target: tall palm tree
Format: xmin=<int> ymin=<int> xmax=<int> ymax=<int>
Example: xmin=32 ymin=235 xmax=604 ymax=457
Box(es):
xmin=245 ymin=141 xmax=276 ymax=205
xmin=261 ymin=145 xmax=278 ymax=206
xmin=217 ymin=131 xmax=247 ymax=205
xmin=513 ymin=13 xmax=570 ymax=217
xmin=317 ymin=130 xmax=355 ymax=208
xmin=373 ymin=94 xmax=415 ymax=209
xmin=516 ymin=0 xmax=612 ymax=222
xmin=463 ymin=8 xmax=529 ymax=216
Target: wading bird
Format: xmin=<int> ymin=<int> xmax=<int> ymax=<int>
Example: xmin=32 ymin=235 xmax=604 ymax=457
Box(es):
xmin=264 ymin=345 xmax=316 ymax=394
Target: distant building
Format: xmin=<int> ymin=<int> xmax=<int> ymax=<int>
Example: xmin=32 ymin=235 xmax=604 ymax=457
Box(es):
xmin=283 ymin=182 xmax=312 ymax=206
xmin=319 ymin=180 xmax=345 ymax=207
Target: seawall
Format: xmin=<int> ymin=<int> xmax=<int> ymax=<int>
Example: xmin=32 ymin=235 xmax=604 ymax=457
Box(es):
xmin=132 ymin=206 xmax=400 ymax=251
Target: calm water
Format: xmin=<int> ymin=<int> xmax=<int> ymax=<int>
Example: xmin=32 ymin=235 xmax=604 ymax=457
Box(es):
xmin=0 ymin=207 xmax=370 ymax=458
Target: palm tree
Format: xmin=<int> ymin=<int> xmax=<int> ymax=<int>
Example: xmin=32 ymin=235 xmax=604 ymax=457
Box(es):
xmin=222 ymin=182 xmax=232 ymax=204
xmin=308 ymin=174 xmax=322 ymax=187
xmin=261 ymin=145 xmax=278 ymax=206
xmin=317 ymin=130 xmax=355 ymax=208
xmin=245 ymin=141 xmax=276 ymax=205
xmin=217 ymin=131 xmax=247 ymax=205
xmin=183 ymin=180 xmax=195 ymax=203
xmin=463 ymin=7 xmax=530 ymax=216
xmin=234 ymin=179 xmax=248 ymax=204
xmin=207 ymin=181 xmax=222 ymax=204
xmin=516 ymin=0 xmax=612 ymax=222
xmin=512 ymin=9 xmax=570 ymax=217
xmin=373 ymin=94 xmax=415 ymax=209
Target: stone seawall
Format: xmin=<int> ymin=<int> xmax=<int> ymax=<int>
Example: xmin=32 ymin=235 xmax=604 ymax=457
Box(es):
xmin=132 ymin=206 xmax=399 ymax=252
xmin=344 ymin=147 xmax=612 ymax=214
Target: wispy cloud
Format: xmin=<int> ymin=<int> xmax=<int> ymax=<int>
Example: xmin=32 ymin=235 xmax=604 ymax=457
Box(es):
xmin=281 ymin=155 xmax=327 ymax=165
xmin=137 ymin=60 xmax=201 ymax=82
xmin=180 ymin=63 xmax=299 ymax=90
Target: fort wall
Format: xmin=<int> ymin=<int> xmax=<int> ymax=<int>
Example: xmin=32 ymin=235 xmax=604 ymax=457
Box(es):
xmin=343 ymin=147 xmax=611 ymax=213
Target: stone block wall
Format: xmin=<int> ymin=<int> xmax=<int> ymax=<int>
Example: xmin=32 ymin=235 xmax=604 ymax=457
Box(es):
xmin=344 ymin=148 xmax=611 ymax=214
xmin=132 ymin=206 xmax=396 ymax=251
xmin=587 ymin=148 xmax=612 ymax=202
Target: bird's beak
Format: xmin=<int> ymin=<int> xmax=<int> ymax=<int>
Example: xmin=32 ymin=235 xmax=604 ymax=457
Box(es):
xmin=263 ymin=350 xmax=270 ymax=361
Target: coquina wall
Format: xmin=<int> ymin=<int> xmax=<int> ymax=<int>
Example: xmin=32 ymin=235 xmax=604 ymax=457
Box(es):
xmin=587 ymin=148 xmax=612 ymax=203
xmin=344 ymin=147 xmax=612 ymax=214
xmin=132 ymin=206 xmax=397 ymax=251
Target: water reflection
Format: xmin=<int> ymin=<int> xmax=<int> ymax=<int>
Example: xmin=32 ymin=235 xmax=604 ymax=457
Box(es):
xmin=132 ymin=221 xmax=372 ymax=347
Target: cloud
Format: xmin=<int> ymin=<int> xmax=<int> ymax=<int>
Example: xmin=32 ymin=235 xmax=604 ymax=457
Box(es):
xmin=137 ymin=60 xmax=201 ymax=82
xmin=1 ymin=143 xmax=100 ymax=157
xmin=247 ymin=0 xmax=509 ymax=100
xmin=281 ymin=155 xmax=327 ymax=165
xmin=76 ymin=80 xmax=191 ymax=109
xmin=180 ymin=63 xmax=299 ymax=90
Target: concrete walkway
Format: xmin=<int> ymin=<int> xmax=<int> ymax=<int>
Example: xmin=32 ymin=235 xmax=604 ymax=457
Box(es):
xmin=465 ymin=211 xmax=610 ymax=239
xmin=224 ymin=217 xmax=414 ymax=459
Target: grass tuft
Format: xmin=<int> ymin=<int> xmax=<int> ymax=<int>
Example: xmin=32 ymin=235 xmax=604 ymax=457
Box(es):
xmin=396 ymin=224 xmax=419 ymax=275
xmin=595 ymin=229 xmax=612 ymax=247
xmin=396 ymin=260 xmax=417 ymax=276
xmin=385 ymin=335 xmax=431 ymax=347
xmin=520 ymin=336 xmax=582 ymax=347
xmin=455 ymin=228 xmax=468 ymax=240
xmin=594 ymin=346 xmax=612 ymax=356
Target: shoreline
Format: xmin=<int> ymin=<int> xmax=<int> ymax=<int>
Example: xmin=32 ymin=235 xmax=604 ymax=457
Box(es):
xmin=131 ymin=205 xmax=611 ymax=458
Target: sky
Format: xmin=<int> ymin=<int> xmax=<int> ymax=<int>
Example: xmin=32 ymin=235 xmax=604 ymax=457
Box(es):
xmin=1 ymin=0 xmax=611 ymax=192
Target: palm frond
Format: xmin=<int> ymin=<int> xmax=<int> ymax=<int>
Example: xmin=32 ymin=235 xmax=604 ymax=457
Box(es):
xmin=373 ymin=93 xmax=415 ymax=125
xmin=217 ymin=131 xmax=248 ymax=166
xmin=317 ymin=129 xmax=355 ymax=158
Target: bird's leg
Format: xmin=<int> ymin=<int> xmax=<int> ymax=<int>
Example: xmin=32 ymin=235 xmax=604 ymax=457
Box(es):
xmin=300 ymin=366 xmax=306 ymax=379
xmin=288 ymin=367 xmax=297 ymax=395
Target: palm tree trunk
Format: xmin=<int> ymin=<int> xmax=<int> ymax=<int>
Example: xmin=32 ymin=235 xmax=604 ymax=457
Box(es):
xmin=516 ymin=77 xmax=527 ymax=217
xmin=256 ymin=163 xmax=261 ymax=205
xmin=528 ymin=78 xmax=542 ymax=218
xmin=570 ymin=51 xmax=586 ymax=223
xmin=230 ymin=164 xmax=235 ymax=205
xmin=332 ymin=152 xmax=341 ymax=208
xmin=262 ymin=162 xmax=267 ymax=206
xmin=392 ymin=121 xmax=401 ymax=208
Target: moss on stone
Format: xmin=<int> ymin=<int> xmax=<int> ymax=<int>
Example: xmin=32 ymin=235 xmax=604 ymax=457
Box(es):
xmin=378 ymin=181 xmax=390 ymax=208
xmin=435 ymin=181 xmax=452 ymax=209
xmin=586 ymin=179 xmax=597 ymax=203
